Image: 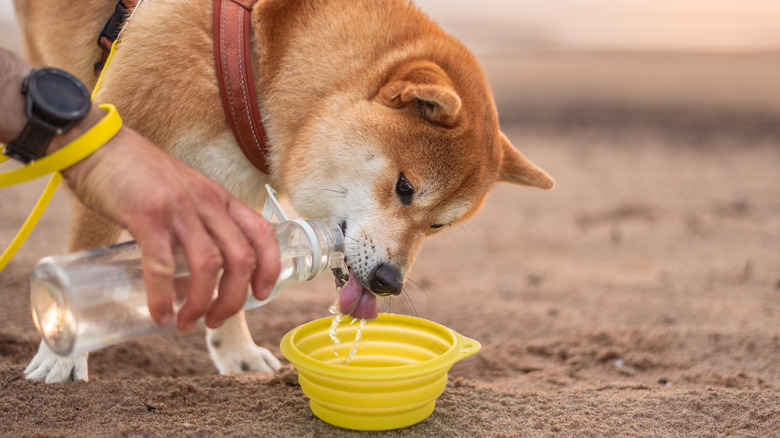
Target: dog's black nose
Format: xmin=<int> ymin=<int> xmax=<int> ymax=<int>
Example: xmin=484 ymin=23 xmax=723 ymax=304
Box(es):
xmin=369 ymin=264 xmax=403 ymax=296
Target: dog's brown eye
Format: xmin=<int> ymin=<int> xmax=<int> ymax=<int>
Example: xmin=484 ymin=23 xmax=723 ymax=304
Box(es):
xmin=396 ymin=173 xmax=414 ymax=205
xmin=431 ymin=224 xmax=444 ymax=229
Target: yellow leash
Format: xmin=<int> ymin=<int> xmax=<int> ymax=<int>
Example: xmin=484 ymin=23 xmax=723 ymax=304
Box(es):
xmin=0 ymin=40 xmax=122 ymax=272
xmin=0 ymin=173 xmax=61 ymax=271
xmin=0 ymin=104 xmax=121 ymax=188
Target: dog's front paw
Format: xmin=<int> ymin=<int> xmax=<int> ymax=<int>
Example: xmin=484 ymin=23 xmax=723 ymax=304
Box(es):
xmin=206 ymin=312 xmax=282 ymax=375
xmin=211 ymin=343 xmax=281 ymax=375
xmin=24 ymin=340 xmax=88 ymax=383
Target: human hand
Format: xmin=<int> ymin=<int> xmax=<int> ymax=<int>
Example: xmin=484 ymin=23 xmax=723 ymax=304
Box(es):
xmin=60 ymin=122 xmax=281 ymax=331
xmin=0 ymin=48 xmax=276 ymax=330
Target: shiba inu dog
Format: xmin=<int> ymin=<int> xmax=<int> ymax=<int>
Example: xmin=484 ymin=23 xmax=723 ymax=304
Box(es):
xmin=13 ymin=0 xmax=553 ymax=383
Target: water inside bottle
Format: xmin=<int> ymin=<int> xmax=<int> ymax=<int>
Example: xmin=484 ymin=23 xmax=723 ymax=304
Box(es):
xmin=31 ymin=258 xmax=188 ymax=356
xmin=34 ymin=287 xmax=165 ymax=355
xmin=31 ymin=217 xmax=345 ymax=357
xmin=280 ymin=249 xmax=315 ymax=283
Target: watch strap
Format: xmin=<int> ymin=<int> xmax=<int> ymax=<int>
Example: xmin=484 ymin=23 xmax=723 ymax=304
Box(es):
xmin=4 ymin=115 xmax=59 ymax=163
xmin=1 ymin=104 xmax=122 ymax=187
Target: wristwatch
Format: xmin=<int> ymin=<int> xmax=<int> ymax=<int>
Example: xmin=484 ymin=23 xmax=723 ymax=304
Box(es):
xmin=4 ymin=67 xmax=92 ymax=163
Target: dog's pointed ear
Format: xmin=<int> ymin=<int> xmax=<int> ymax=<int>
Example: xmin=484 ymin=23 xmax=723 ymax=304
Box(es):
xmin=498 ymin=132 xmax=555 ymax=189
xmin=378 ymin=61 xmax=461 ymax=127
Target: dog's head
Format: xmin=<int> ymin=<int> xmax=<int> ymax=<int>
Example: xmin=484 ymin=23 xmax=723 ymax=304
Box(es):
xmin=280 ymin=56 xmax=553 ymax=319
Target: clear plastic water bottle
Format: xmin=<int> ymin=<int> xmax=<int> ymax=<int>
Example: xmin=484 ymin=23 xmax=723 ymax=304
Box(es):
xmin=29 ymin=219 xmax=344 ymax=357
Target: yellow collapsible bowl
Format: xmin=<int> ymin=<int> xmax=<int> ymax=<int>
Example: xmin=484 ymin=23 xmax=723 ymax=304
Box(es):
xmin=280 ymin=313 xmax=481 ymax=430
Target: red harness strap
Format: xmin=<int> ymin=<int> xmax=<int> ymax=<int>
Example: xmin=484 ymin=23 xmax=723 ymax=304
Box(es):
xmin=95 ymin=0 xmax=271 ymax=174
xmin=213 ymin=0 xmax=271 ymax=174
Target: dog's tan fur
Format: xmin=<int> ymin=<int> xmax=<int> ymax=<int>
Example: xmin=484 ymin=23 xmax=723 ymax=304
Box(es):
xmin=14 ymin=0 xmax=553 ymax=382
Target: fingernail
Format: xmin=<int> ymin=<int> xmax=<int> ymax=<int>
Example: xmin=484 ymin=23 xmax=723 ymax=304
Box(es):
xmin=158 ymin=311 xmax=173 ymax=327
xmin=179 ymin=320 xmax=196 ymax=332
xmin=206 ymin=317 xmax=224 ymax=329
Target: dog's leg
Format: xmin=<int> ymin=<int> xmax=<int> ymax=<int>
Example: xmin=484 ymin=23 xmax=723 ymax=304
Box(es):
xmin=24 ymin=341 xmax=88 ymax=383
xmin=206 ymin=310 xmax=281 ymax=374
xmin=24 ymin=200 xmax=122 ymax=383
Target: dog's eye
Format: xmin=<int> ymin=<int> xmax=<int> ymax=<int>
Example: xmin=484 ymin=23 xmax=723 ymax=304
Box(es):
xmin=431 ymin=224 xmax=445 ymax=229
xmin=396 ymin=173 xmax=414 ymax=205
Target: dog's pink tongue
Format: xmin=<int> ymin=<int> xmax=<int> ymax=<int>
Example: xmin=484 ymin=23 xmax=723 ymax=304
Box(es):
xmin=338 ymin=269 xmax=378 ymax=320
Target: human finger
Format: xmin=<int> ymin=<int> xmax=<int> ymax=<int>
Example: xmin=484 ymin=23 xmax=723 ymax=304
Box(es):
xmin=227 ymin=199 xmax=281 ymax=301
xmin=172 ymin=215 xmax=224 ymax=331
xmin=136 ymin=229 xmax=176 ymax=327
xmin=198 ymin=205 xmax=259 ymax=329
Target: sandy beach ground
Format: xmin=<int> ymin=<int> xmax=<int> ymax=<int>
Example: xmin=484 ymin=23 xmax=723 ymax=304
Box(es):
xmin=2 ymin=2 xmax=779 ymax=436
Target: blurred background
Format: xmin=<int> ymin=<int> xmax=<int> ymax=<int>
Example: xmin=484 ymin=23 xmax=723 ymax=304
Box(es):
xmin=415 ymin=0 xmax=780 ymax=125
xmin=3 ymin=0 xmax=780 ymax=119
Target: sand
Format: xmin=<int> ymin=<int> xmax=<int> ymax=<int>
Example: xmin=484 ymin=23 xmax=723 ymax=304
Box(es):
xmin=1 ymin=23 xmax=780 ymax=438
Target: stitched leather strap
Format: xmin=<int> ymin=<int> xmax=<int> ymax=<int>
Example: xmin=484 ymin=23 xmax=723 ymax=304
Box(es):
xmin=213 ymin=0 xmax=271 ymax=174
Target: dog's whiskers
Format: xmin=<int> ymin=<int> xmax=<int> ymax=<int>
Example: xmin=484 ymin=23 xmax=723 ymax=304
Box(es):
xmin=307 ymin=185 xmax=348 ymax=198
xmin=407 ymin=295 xmax=420 ymax=319
xmin=381 ymin=296 xmax=394 ymax=314
xmin=401 ymin=277 xmax=426 ymax=317
xmin=448 ymin=221 xmax=478 ymax=245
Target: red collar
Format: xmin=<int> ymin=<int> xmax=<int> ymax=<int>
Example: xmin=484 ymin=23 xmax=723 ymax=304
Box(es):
xmin=96 ymin=0 xmax=271 ymax=174
xmin=213 ymin=0 xmax=271 ymax=174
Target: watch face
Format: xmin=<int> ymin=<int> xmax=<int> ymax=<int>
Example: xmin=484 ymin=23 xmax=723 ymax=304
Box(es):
xmin=28 ymin=68 xmax=91 ymax=123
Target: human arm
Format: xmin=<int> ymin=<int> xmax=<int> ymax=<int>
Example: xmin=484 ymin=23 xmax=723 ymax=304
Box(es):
xmin=1 ymin=47 xmax=281 ymax=331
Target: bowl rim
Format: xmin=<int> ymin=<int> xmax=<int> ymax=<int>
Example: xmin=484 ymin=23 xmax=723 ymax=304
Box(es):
xmin=280 ymin=313 xmax=480 ymax=380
